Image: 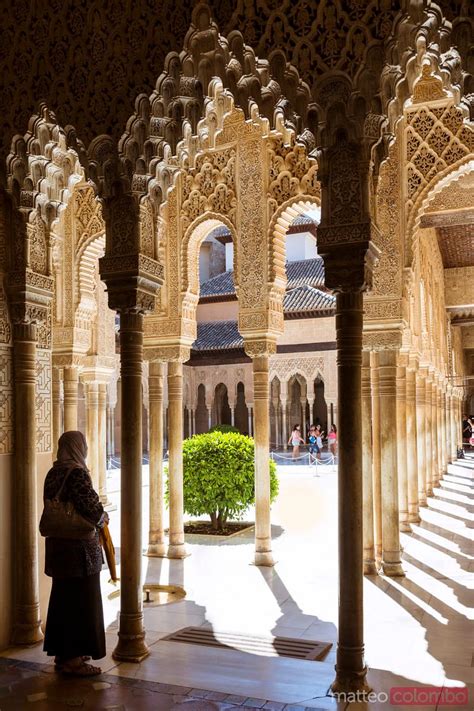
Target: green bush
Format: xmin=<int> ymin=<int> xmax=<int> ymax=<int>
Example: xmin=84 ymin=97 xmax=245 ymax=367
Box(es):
xmin=208 ymin=424 xmax=239 ymax=434
xmin=165 ymin=431 xmax=278 ymax=531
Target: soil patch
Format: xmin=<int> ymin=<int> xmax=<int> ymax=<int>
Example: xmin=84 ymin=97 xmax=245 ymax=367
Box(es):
xmin=182 ymin=521 xmax=254 ymax=537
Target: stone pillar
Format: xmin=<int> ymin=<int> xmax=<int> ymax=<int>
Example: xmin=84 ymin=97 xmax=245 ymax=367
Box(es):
xmin=332 ymin=403 xmax=338 ymax=428
xmin=441 ymin=385 xmax=447 ymax=473
xmin=425 ymin=377 xmax=434 ymax=497
xmin=396 ymin=361 xmax=410 ymax=532
xmin=416 ymin=370 xmax=427 ymax=507
xmin=84 ymin=381 xmax=100 ymax=491
xmin=281 ymin=397 xmax=288 ymax=449
xmin=191 ymin=408 xmax=196 ymax=436
xmin=98 ymin=383 xmax=109 ymax=505
xmin=406 ymin=365 xmax=420 ymax=522
xmin=207 ymin=407 xmax=212 ymax=431
xmin=370 ymin=351 xmax=382 ymax=563
xmin=106 ymin=405 xmax=114 ymax=466
xmin=332 ymin=291 xmax=369 ymax=691
xmin=378 ymin=350 xmax=404 ymax=577
xmin=361 ymin=351 xmax=376 ymax=574
xmin=11 ymin=323 xmax=43 ymax=645
xmin=435 ymin=380 xmax=443 ymax=485
xmin=148 ymin=361 xmax=166 ymax=557
xmin=430 ymin=376 xmax=438 ymax=493
xmin=249 ymin=351 xmax=274 ymax=566
xmin=248 ymin=405 xmax=253 ymax=437
xmin=307 ymin=396 xmax=315 ymax=428
xmin=167 ymin=360 xmax=187 ymax=559
xmin=113 ymin=311 xmax=148 ymax=662
xmin=300 ymin=396 xmax=307 ymax=431
xmin=63 ymin=365 xmax=79 ymax=431
xmin=450 ymin=390 xmax=458 ymax=461
xmin=52 ymin=368 xmax=62 ymax=455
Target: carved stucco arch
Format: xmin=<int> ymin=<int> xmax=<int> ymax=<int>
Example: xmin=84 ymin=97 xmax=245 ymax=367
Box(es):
xmin=409 ymin=154 xmax=474 ymax=259
xmin=420 ymin=159 xmax=474 ymax=216
xmin=268 ymin=194 xmax=321 ymax=290
xmin=181 ymin=212 xmax=237 ymax=296
xmin=75 ymin=231 xmax=106 ymax=320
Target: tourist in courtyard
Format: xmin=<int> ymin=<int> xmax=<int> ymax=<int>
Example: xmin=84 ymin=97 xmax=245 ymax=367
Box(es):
xmin=308 ymin=425 xmax=318 ymax=462
xmin=289 ymin=424 xmax=305 ymax=459
xmin=42 ymin=431 xmax=107 ymax=676
xmin=328 ymin=424 xmax=338 ymax=457
xmin=315 ymin=424 xmax=324 ymax=461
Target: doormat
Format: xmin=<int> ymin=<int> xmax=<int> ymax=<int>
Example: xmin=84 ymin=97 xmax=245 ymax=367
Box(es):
xmin=162 ymin=627 xmax=332 ymax=661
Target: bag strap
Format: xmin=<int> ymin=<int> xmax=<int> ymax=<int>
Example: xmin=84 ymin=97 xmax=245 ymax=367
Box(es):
xmin=52 ymin=466 xmax=78 ymax=502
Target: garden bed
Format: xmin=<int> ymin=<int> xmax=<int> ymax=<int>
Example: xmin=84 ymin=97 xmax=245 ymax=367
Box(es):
xmin=182 ymin=521 xmax=255 ymax=537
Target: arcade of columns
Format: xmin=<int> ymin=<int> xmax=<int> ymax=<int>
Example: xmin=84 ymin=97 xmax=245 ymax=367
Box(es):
xmin=0 ymin=3 xmax=473 ymax=696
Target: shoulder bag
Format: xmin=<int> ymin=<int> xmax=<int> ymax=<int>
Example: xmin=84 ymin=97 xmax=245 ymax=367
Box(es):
xmin=39 ymin=468 xmax=96 ymax=540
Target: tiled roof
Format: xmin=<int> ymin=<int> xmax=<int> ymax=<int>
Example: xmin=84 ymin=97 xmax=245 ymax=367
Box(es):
xmin=193 ymin=285 xmax=335 ymax=352
xmin=284 ymin=285 xmax=335 ymax=314
xmin=193 ymin=321 xmax=243 ymax=351
xmin=199 ymin=258 xmax=325 ymax=299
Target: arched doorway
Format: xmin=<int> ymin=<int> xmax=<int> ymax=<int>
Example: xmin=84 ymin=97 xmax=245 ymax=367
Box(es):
xmin=213 ymin=383 xmax=231 ymax=427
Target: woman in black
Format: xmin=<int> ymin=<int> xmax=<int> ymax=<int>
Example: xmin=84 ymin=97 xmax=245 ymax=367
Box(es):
xmin=43 ymin=430 xmax=107 ymax=676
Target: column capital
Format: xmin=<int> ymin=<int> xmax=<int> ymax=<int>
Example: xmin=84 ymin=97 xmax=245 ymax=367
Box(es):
xmin=145 ymin=344 xmax=190 ymax=363
xmin=244 ymin=338 xmax=276 ymax=359
xmin=318 ymin=224 xmax=380 ymax=293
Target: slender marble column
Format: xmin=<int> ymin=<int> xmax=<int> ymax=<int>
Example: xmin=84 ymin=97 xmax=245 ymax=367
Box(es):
xmin=230 ymin=406 xmax=235 ymax=428
xmin=207 ymin=407 xmax=212 ymax=431
xmin=416 ymin=370 xmax=427 ymax=507
xmin=425 ymin=377 xmax=434 ymax=497
xmin=191 ymin=408 xmax=196 ymax=436
xmin=431 ymin=378 xmax=439 ymax=491
xmin=435 ymin=380 xmax=443 ymax=485
xmin=281 ymin=398 xmax=288 ymax=449
xmin=307 ymin=397 xmax=314 ymax=428
xmin=84 ymin=381 xmax=100 ymax=491
xmin=300 ymin=396 xmax=306 ymax=431
xmin=106 ymin=405 xmax=114 ymax=466
xmin=113 ymin=311 xmax=148 ymax=662
xmin=332 ymin=292 xmax=369 ymax=693
xmin=147 ymin=361 xmax=166 ymax=557
xmin=406 ymin=366 xmax=420 ymax=522
xmin=370 ymin=351 xmax=382 ymax=563
xmin=378 ymin=350 xmax=404 ymax=577
xmin=63 ymin=366 xmax=79 ymax=431
xmin=167 ymin=361 xmax=187 ymax=559
xmin=52 ymin=368 xmax=62 ymax=454
xmin=248 ymin=405 xmax=253 ymax=437
xmin=441 ymin=385 xmax=447 ymax=473
xmin=450 ymin=391 xmax=457 ymax=461
xmin=11 ymin=323 xmax=43 ymax=645
xmin=361 ymin=351 xmax=376 ymax=574
xmin=396 ymin=362 xmax=410 ymax=532
xmin=98 ymin=383 xmax=109 ymax=505
xmin=252 ymin=355 xmax=274 ymax=566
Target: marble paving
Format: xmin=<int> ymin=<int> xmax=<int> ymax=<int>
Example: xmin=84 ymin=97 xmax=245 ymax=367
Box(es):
xmin=1 ymin=458 xmax=472 ymax=709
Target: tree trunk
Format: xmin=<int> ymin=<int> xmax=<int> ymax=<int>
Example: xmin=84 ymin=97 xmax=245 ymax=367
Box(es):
xmin=210 ymin=512 xmax=218 ymax=530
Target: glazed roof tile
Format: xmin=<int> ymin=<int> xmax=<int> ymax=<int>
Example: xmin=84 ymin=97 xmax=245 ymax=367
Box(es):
xmin=199 ymin=257 xmax=325 ymax=298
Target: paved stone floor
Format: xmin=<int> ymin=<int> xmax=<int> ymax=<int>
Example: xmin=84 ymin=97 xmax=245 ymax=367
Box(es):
xmin=1 ymin=458 xmax=472 ymax=709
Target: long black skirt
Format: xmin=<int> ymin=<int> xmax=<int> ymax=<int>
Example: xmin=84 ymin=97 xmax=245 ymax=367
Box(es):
xmin=43 ymin=573 xmax=106 ymax=660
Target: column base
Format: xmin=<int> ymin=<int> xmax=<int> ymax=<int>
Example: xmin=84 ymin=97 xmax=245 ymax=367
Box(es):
xmin=112 ymin=613 xmax=149 ymax=662
xmin=167 ymin=542 xmax=189 ymax=559
xmin=408 ymin=512 xmax=421 ymax=524
xmin=399 ymin=521 xmax=411 ymax=533
xmin=11 ymin=621 xmax=44 ymax=646
xmin=147 ymin=542 xmax=167 ymax=557
xmin=254 ymin=550 xmax=275 ymax=567
xmin=418 ymin=494 xmax=427 ymax=507
xmin=426 ymin=487 xmax=434 ymax=497
xmin=381 ymin=560 xmax=405 ymax=577
xmin=363 ymin=559 xmax=378 ymax=575
xmin=331 ymin=664 xmax=371 ymax=695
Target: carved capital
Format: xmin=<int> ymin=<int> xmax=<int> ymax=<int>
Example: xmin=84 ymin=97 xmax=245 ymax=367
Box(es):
xmin=99 ymin=252 xmax=163 ymax=314
xmin=243 ymin=338 xmax=277 ymax=359
xmin=319 ymin=238 xmax=380 ymax=293
xmin=144 ymin=344 xmax=190 ymax=363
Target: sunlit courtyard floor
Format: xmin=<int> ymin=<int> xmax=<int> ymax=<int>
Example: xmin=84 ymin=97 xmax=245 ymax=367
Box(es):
xmin=1 ymin=458 xmax=473 ymax=710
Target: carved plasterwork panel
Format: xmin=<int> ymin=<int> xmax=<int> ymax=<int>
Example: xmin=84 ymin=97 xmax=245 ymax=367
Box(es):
xmin=445 ymin=267 xmax=474 ymax=308
xmin=405 ymin=99 xmax=474 ymax=249
xmin=36 ymin=348 xmax=52 ymax=453
xmin=0 ymin=345 xmax=13 ymax=454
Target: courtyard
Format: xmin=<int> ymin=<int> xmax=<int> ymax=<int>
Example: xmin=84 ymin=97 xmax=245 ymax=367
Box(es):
xmin=1 ymin=459 xmax=472 ymax=709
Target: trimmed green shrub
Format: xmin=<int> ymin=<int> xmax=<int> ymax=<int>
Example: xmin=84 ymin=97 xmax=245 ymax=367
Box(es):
xmin=165 ymin=431 xmax=278 ymax=531
xmin=208 ymin=424 xmax=239 ymax=434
